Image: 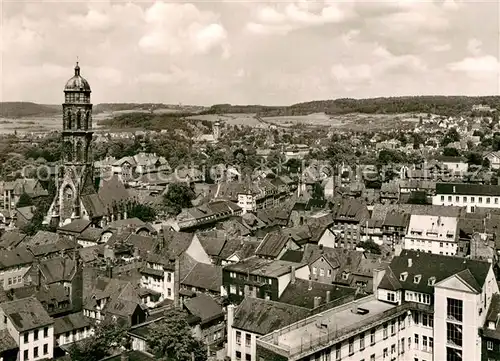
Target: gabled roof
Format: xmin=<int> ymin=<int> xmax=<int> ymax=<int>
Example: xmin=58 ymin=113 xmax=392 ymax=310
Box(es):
xmin=58 ymin=219 xmax=92 ymax=234
xmin=233 ymin=297 xmax=310 ymax=335
xmin=0 ymin=246 xmax=34 ymax=270
xmin=0 ymin=297 xmax=53 ymax=332
xmin=183 ymin=293 xmax=223 ymax=324
xmin=0 ymin=230 xmax=27 ymax=250
xmin=39 ymin=257 xmax=77 ymax=284
xmin=161 ymin=230 xmax=194 ymax=258
xmin=224 ymin=256 xmax=304 ymax=278
xmin=196 ymin=231 xmax=227 ymax=257
xmin=53 ymin=312 xmax=90 ymax=335
xmin=181 ymin=262 xmax=222 ymax=293
xmin=255 ymin=232 xmax=291 ymax=258
xmin=380 ymin=250 xmax=491 ymax=294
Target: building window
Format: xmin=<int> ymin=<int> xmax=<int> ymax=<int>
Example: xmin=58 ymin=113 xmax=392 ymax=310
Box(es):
xmin=471 ymin=197 xmax=475 ymax=202
xmin=313 ymin=267 xmax=317 ymax=275
xmin=245 ymin=354 xmax=251 ymax=361
xmin=335 ymin=344 xmax=341 ymax=360
xmin=349 ymin=338 xmax=354 ymax=355
xmin=391 ymin=321 xmax=396 ymax=335
xmin=320 ymin=268 xmax=325 ymax=277
xmin=448 ymin=196 xmax=452 ymax=202
xmin=401 ymin=338 xmax=405 ymax=353
xmin=43 ymin=343 xmax=48 ymax=355
xmin=429 ymin=337 xmax=434 ymax=351
xmin=441 ymin=196 xmax=444 ymax=201
xmin=391 ymin=344 xmax=396 ymax=354
xmin=422 ymin=336 xmax=428 ymax=351
xmin=34 ymin=347 xmax=39 ymax=358
xmin=370 ymin=328 xmax=375 ymax=345
xmin=446 ymin=347 xmax=462 ymax=361
xmin=487 ymin=341 xmax=493 ymax=350
xmin=230 ymin=285 xmax=237 ymax=294
xmin=415 ymin=334 xmax=419 ymax=349
xmin=383 ymin=323 xmax=388 ymax=339
xmin=446 ymin=323 xmax=462 ymax=347
xmin=34 ymin=329 xmax=39 ymax=341
xmin=387 ymin=292 xmax=395 ymax=302
xmin=24 ymin=333 xmax=29 ymax=343
xmin=383 ymin=348 xmax=388 ymax=357
xmin=167 ymin=273 xmax=172 ymax=282
xmin=167 ymin=288 xmax=172 ymax=297
xmin=24 ymin=350 xmax=28 ymax=360
xmin=236 ymin=331 xmax=241 ymax=345
xmin=328 ymin=269 xmax=332 ymax=277
xmin=360 ymin=332 xmax=365 ymax=350
xmin=370 ymin=355 xmax=375 ymax=361
xmin=236 ymin=351 xmax=241 ymax=360
xmin=245 ymin=334 xmax=251 ymax=347
xmin=447 ymin=298 xmax=463 ymax=322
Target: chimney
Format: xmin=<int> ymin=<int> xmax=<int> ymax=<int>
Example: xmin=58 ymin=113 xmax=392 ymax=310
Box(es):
xmin=352 ymin=301 xmax=358 ymax=314
xmin=314 ymin=296 xmax=322 ymax=309
xmin=226 ymin=304 xmax=235 ymax=358
xmin=290 ymin=266 xmax=296 ymax=284
xmin=121 ymin=353 xmax=129 ymax=361
xmin=308 ymin=276 xmax=312 ymax=291
xmin=174 ymin=257 xmax=181 ymax=309
xmin=326 ymin=290 xmax=331 ymax=303
xmin=319 ymin=244 xmax=324 ymax=253
xmin=408 ymin=258 xmax=412 ymax=268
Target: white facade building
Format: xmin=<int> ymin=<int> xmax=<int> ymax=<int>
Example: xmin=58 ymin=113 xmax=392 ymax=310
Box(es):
xmin=404 ymin=214 xmax=459 ymax=255
xmin=433 ymin=183 xmax=500 ymax=213
xmin=0 ymin=298 xmax=54 ymax=361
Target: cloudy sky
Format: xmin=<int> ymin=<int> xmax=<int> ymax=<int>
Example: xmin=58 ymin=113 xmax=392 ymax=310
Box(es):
xmin=1 ymin=0 xmax=499 ymax=105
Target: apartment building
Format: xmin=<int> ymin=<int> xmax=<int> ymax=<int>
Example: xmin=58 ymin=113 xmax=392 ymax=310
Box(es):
xmin=139 ymin=254 xmax=176 ymax=306
xmin=404 ymin=214 xmax=459 ymax=255
xmin=256 ymin=250 xmax=498 ymax=361
xmin=222 ymin=257 xmax=309 ymax=304
xmin=433 ymin=183 xmax=500 ymax=213
xmin=0 ymin=297 xmax=54 ymax=361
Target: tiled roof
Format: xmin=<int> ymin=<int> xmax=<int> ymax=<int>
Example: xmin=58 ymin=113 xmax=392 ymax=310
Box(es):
xmin=436 ymin=182 xmax=500 ymax=196
xmin=371 ymin=204 xmax=466 ymax=221
xmin=0 ymin=246 xmax=34 ymax=270
xmin=279 ymin=279 xmax=357 ymax=309
xmin=26 ymin=231 xmax=60 ymax=247
xmin=183 ymin=293 xmax=223 ymax=324
xmin=255 ymin=232 xmax=290 ymax=258
xmin=280 ymin=250 xmax=304 ymax=263
xmin=0 ymin=329 xmax=17 ymax=353
xmin=381 ymin=250 xmax=491 ymax=294
xmin=81 ymin=194 xmax=106 ymax=218
xmin=39 ymin=257 xmax=77 ymax=283
xmin=196 ymin=231 xmax=226 ymax=257
xmin=101 ymin=351 xmax=156 ymax=361
xmin=58 ymin=219 xmax=92 ymax=234
xmin=181 ymin=262 xmax=222 ymax=292
xmin=53 ymin=312 xmax=90 ymax=335
xmin=0 ymin=297 xmax=53 ymax=332
xmin=0 ymin=230 xmax=27 ymax=250
xmin=232 ymin=297 xmax=310 ymax=335
xmin=162 ymin=230 xmax=193 ymax=258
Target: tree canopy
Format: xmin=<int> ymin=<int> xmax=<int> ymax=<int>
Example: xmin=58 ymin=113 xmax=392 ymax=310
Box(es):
xmin=128 ymin=203 xmax=157 ymax=222
xmin=163 ymin=183 xmax=195 ymax=215
xmin=16 ymin=193 xmax=33 ymax=208
xmin=146 ymin=308 xmax=207 ymax=361
xmin=68 ymin=322 xmax=130 ymax=361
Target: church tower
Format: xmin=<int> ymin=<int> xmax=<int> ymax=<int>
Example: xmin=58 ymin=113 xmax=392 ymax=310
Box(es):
xmin=46 ymin=63 xmax=96 ymax=227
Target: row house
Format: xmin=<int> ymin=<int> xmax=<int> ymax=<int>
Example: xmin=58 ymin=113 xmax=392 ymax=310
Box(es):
xmin=0 ymin=247 xmax=34 ymax=290
xmin=174 ymin=201 xmax=242 ymax=231
xmin=433 ymin=183 xmax=500 ymax=213
xmin=327 ymin=199 xmax=370 ymax=249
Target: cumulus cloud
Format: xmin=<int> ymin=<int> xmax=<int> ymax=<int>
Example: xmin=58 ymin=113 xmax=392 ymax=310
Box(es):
xmin=246 ymin=2 xmax=353 ymax=35
xmin=68 ymin=9 xmax=111 ymax=31
xmin=448 ymin=56 xmax=500 ymax=74
xmin=138 ymin=2 xmax=228 ymax=56
xmin=467 ymin=38 xmax=483 ymax=56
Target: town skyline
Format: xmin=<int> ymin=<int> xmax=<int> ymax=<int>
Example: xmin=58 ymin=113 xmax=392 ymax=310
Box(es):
xmin=1 ymin=0 xmax=499 ymax=105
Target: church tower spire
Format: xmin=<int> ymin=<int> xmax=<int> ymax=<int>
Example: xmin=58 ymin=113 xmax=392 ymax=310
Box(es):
xmin=45 ymin=62 xmax=96 ymax=227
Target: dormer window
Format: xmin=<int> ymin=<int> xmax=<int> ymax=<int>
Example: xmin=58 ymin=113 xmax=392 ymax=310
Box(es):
xmin=414 ymin=275 xmax=421 ymax=284
xmin=428 ymin=277 xmax=436 ymax=286
xmin=342 ymin=272 xmax=350 ymax=280
xmin=400 ymin=272 xmax=408 ymax=281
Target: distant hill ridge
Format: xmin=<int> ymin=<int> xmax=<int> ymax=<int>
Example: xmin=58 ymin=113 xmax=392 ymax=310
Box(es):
xmin=2 ymin=96 xmax=500 ymax=118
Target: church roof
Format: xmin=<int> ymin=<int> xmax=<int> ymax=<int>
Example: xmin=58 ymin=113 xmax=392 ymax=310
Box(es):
xmin=64 ymin=63 xmax=91 ymax=92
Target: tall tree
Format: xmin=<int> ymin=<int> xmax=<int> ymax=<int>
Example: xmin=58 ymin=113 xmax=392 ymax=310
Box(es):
xmin=146 ymin=308 xmax=207 ymax=361
xmin=163 ymin=183 xmax=195 ymax=215
xmin=128 ymin=203 xmax=157 ymax=222
xmin=68 ymin=322 xmax=130 ymax=361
